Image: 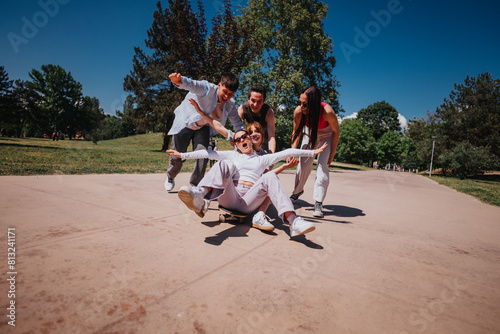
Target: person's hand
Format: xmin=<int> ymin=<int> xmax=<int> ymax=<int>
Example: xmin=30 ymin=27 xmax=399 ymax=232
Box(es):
xmin=169 ymin=73 xmax=182 ymax=85
xmin=166 ymin=149 xmax=181 ymax=158
xmin=189 ymin=98 xmax=203 ymax=115
xmin=283 ymin=157 xmax=299 ymax=169
xmin=314 ymin=142 xmax=328 ymax=155
xmin=328 ymin=151 xmax=335 ymax=166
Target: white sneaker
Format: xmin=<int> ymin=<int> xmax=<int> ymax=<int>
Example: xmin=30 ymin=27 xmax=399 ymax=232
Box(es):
xmin=178 ymin=186 xmax=209 ymax=218
xmin=165 ymin=176 xmax=175 ymax=192
xmin=313 ymin=201 xmax=324 ymax=218
xmin=252 ymin=211 xmax=274 ymax=231
xmin=290 ymin=216 xmax=315 ymax=237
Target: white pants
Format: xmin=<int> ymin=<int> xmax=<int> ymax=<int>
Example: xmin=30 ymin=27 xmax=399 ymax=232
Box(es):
xmin=198 ymin=160 xmax=295 ymax=219
xmin=292 ymin=126 xmax=333 ymax=203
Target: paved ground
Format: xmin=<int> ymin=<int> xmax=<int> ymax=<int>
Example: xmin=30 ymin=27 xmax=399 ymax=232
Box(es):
xmin=0 ymin=169 xmax=499 ymax=334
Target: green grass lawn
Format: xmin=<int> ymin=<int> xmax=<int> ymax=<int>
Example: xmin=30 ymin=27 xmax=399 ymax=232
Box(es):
xmin=427 ymin=174 xmax=500 ymax=207
xmin=0 ymin=134 xmax=392 ymax=175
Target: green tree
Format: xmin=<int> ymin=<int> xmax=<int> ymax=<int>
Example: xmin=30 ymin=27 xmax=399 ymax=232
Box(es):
xmin=78 ymin=96 xmax=105 ymax=139
xmin=93 ymin=114 xmax=135 ymax=141
xmin=399 ymin=136 xmax=422 ymax=170
xmin=124 ymin=0 xmax=259 ymax=150
xmin=376 ymin=130 xmax=402 ymax=165
xmin=434 ymin=72 xmax=500 ymax=157
xmin=336 ymin=119 xmax=376 ymax=165
xmin=239 ymin=0 xmax=343 ymax=149
xmin=14 ymin=65 xmax=103 ymax=138
xmin=357 ymin=101 xmax=401 ymax=140
xmin=437 ymin=141 xmax=500 ymax=179
xmin=0 ymin=66 xmax=22 ymax=136
xmin=25 ymin=64 xmax=83 ymax=136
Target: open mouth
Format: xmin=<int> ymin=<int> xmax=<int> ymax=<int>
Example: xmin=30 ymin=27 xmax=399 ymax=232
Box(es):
xmin=242 ymin=142 xmax=249 ymax=149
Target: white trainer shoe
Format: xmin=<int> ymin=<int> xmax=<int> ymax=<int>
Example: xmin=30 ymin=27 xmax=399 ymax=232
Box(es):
xmin=165 ymin=176 xmax=175 ymax=192
xmin=252 ymin=211 xmax=274 ymax=231
xmin=178 ymin=186 xmax=209 ymax=218
xmin=290 ymin=216 xmax=315 ymax=237
xmin=313 ymin=201 xmax=324 ymax=218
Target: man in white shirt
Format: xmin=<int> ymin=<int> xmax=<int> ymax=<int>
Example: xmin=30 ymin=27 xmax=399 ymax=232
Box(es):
xmin=165 ymin=72 xmax=244 ymax=191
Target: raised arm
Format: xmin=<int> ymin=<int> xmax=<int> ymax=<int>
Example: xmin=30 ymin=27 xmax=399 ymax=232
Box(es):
xmin=169 ymin=73 xmax=210 ymax=97
xmin=189 ymin=99 xmax=229 ymax=139
xmin=169 ymin=73 xmax=182 ymax=86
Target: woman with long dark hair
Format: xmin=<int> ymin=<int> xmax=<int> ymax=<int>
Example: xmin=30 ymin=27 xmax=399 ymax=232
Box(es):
xmin=289 ymin=86 xmax=340 ymax=218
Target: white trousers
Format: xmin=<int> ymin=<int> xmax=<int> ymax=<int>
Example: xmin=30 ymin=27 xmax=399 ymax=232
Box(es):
xmin=198 ymin=160 xmax=295 ymax=219
xmin=293 ymin=126 xmax=333 ymax=203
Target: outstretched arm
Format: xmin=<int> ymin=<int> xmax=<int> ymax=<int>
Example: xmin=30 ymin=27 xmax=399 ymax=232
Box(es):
xmin=166 ymin=149 xmax=181 ymax=158
xmin=169 ymin=73 xmax=182 ymax=86
xmin=314 ymin=142 xmax=328 ymax=156
xmin=189 ymin=99 xmax=229 ymax=138
xmin=261 ymin=143 xmax=328 ymax=168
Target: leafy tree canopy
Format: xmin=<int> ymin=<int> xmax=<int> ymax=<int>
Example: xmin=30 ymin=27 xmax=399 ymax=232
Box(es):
xmin=336 ymin=118 xmax=376 ymax=165
xmin=434 ymin=72 xmax=500 ymax=157
xmin=376 ymin=130 xmax=402 ymax=165
xmin=124 ymin=0 xmax=260 ymax=150
xmin=239 ymin=0 xmax=343 ymax=149
xmin=357 ymin=100 xmax=401 ymax=140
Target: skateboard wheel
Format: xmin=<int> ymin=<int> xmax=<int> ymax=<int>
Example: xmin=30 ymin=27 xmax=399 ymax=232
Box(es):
xmin=219 ymin=214 xmax=225 ymax=223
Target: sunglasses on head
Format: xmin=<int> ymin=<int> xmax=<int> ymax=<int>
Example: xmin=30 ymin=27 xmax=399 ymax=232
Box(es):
xmin=297 ymin=101 xmax=308 ymax=108
xmin=234 ymin=133 xmax=249 ymax=143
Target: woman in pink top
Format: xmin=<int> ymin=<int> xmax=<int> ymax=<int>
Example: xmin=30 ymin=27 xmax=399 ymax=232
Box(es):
xmin=289 ymin=86 xmax=340 ymax=218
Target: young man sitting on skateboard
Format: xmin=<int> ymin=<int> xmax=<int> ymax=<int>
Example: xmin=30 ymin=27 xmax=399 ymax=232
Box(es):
xmin=167 ymin=129 xmax=327 ymax=238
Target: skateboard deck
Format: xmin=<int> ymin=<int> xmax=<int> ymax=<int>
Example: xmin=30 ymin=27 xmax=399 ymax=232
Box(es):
xmin=218 ymin=205 xmax=247 ymax=223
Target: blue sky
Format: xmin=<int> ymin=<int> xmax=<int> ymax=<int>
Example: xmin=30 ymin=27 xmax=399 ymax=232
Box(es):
xmin=1 ymin=0 xmax=499 ymax=126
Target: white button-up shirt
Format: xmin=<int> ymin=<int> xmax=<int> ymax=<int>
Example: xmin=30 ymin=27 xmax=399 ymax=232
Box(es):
xmin=167 ymin=76 xmax=244 ymax=140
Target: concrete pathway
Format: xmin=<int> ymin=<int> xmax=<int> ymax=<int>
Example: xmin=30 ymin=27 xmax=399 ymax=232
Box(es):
xmin=0 ymin=170 xmax=499 ymax=333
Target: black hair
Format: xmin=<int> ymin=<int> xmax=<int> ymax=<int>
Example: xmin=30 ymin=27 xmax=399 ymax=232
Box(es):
xmin=220 ymin=72 xmax=239 ymax=92
xmin=247 ymin=85 xmax=266 ymax=100
xmin=291 ymin=86 xmax=322 ymax=149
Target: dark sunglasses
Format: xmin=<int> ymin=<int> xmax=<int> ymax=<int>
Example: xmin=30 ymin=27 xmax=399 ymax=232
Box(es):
xmin=234 ymin=133 xmax=249 ymax=143
xmin=297 ymin=101 xmax=308 ymax=108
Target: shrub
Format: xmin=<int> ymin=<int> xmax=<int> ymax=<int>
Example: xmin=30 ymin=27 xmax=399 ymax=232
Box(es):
xmin=438 ymin=141 xmax=499 ymax=179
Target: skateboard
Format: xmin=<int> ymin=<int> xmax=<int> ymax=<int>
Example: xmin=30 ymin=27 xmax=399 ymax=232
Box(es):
xmin=218 ymin=205 xmax=247 ymax=223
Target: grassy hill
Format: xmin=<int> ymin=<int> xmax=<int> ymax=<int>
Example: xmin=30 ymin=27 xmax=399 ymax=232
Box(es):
xmin=0 ymin=133 xmax=174 ymax=175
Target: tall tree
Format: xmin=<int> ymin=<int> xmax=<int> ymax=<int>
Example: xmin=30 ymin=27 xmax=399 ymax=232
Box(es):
xmin=336 ymin=119 xmax=376 ymax=165
xmin=238 ymin=0 xmax=343 ymax=149
xmin=434 ymin=72 xmax=500 ymax=157
xmin=376 ymin=130 xmax=402 ymax=165
xmin=357 ymin=100 xmax=401 ymax=140
xmin=399 ymin=135 xmax=422 ymax=170
xmin=0 ymin=66 xmax=18 ymax=136
xmin=26 ymin=64 xmax=83 ymax=136
xmin=124 ymin=0 xmax=259 ymax=150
